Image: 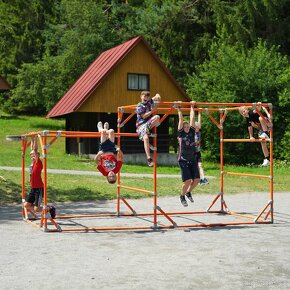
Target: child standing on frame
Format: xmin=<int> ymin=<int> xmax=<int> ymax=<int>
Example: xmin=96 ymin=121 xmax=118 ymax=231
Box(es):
xmin=136 ymin=91 xmax=161 ymax=166
xmin=238 ymin=102 xmax=270 ymax=166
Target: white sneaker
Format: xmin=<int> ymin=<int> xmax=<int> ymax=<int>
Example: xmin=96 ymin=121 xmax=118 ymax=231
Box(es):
xmin=259 ymin=132 xmax=269 ymax=139
xmin=261 ymin=158 xmax=270 ymax=166
xmin=97 ymin=121 xmax=103 ymax=132
xmin=104 ymin=122 xmax=109 ymax=130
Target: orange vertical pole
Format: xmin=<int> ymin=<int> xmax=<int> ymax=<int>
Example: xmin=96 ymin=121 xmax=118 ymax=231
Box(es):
xmin=42 ymin=134 xmax=48 ymax=230
xmin=117 ymin=108 xmax=123 ymax=215
xmin=21 ymin=137 xmax=26 ymax=218
xmin=153 ymin=125 xmax=157 ymax=228
xmin=269 ymin=105 xmax=274 ymax=222
xmin=219 ymin=111 xmax=224 ymax=211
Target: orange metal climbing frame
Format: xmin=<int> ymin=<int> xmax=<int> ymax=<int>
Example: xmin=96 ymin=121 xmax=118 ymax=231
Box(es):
xmin=21 ymin=101 xmax=274 ymax=232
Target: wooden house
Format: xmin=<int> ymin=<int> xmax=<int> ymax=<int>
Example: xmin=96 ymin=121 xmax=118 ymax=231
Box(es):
xmin=0 ymin=76 xmax=11 ymax=92
xmin=47 ymin=36 xmax=190 ymax=154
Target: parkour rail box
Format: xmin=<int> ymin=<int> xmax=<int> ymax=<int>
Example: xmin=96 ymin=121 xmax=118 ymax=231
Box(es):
xmin=21 ymin=101 xmax=274 ymax=232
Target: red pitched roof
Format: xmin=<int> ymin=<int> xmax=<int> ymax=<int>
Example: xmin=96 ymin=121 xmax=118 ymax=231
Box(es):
xmin=47 ymin=36 xmax=188 ymax=118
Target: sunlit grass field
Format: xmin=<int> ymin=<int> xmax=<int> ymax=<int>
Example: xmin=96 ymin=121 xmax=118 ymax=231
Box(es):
xmin=0 ymin=114 xmax=289 ymax=205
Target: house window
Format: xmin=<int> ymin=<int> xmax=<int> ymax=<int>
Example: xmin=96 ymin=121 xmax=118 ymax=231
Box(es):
xmin=128 ymin=73 xmax=149 ymax=90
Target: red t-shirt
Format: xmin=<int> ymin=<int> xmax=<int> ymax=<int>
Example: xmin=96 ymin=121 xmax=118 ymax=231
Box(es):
xmin=30 ymin=158 xmax=44 ymax=188
xmin=97 ymin=155 xmax=122 ymax=176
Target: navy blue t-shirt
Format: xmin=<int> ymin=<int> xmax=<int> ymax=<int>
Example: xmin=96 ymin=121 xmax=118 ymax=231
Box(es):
xmin=178 ymin=127 xmax=196 ymax=162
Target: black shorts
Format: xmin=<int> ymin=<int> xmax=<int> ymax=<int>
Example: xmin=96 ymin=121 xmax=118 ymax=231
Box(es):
xmin=178 ymin=159 xmax=200 ymax=182
xmin=195 ymin=151 xmax=202 ymax=163
xmin=99 ymin=139 xmax=116 ymax=153
xmin=26 ymin=188 xmax=43 ymax=207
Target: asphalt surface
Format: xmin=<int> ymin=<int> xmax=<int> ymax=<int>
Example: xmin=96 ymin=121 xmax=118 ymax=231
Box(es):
xmin=1 ymin=192 xmax=290 ymax=290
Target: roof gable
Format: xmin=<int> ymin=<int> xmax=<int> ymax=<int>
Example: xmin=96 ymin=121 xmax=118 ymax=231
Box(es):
xmin=47 ymin=36 xmax=189 ymax=118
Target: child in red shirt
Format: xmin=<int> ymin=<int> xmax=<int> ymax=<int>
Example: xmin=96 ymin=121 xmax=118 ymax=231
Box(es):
xmin=95 ymin=122 xmax=123 ymax=184
xmin=24 ymin=138 xmax=56 ymax=218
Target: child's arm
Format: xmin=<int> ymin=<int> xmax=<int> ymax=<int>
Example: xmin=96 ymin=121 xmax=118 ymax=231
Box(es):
xmin=95 ymin=151 xmax=103 ymax=165
xmin=248 ymin=126 xmax=255 ymax=140
xmin=262 ymin=106 xmax=271 ymax=118
xmin=197 ymin=111 xmax=202 ymax=128
xmin=117 ymin=149 xmax=124 ymax=162
xmin=177 ymin=104 xmax=183 ymax=131
xmin=152 ymin=93 xmax=161 ymax=102
xmin=189 ymin=102 xmax=196 ymax=128
xmin=31 ymin=137 xmax=39 ymax=161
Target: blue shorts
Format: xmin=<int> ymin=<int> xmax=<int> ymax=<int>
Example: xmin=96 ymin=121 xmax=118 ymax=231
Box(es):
xmin=178 ymin=159 xmax=200 ymax=182
xmin=99 ymin=139 xmax=116 ymax=153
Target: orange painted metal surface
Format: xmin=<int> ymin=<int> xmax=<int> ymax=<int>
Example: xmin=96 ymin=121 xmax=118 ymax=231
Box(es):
xmin=20 ymin=101 xmax=274 ymax=232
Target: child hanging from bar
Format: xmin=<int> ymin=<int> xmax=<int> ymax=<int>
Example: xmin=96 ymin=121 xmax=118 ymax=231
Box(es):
xmin=95 ymin=122 xmax=123 ymax=184
xmin=24 ymin=136 xmax=56 ymax=218
xmin=176 ymin=102 xmax=200 ymax=207
xmin=136 ymin=91 xmax=161 ymax=166
xmin=238 ymin=102 xmax=271 ymax=166
xmin=194 ymin=110 xmax=209 ymax=185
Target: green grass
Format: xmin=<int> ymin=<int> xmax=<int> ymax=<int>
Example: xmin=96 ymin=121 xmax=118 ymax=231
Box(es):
xmin=1 ymin=114 xmax=289 ymax=205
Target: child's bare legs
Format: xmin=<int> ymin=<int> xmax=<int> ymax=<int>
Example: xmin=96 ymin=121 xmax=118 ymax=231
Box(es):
xmin=143 ymin=115 xmax=160 ymax=160
xmin=184 ymin=178 xmax=200 ymax=194
xmin=198 ymin=162 xmax=205 ymax=180
xmin=259 ymin=117 xmax=268 ymax=132
xmin=261 ymin=143 xmax=269 ymax=158
xmin=108 ymin=129 xmax=115 ymax=143
xmin=149 ymin=115 xmax=160 ymax=130
xmin=100 ymin=129 xmax=108 ymax=143
xmin=24 ymin=202 xmax=42 ymax=213
xmin=143 ymin=134 xmax=151 ymax=159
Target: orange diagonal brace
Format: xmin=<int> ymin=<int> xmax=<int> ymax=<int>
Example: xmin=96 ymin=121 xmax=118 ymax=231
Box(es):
xmin=159 ymin=107 xmax=174 ymax=124
xmin=120 ymin=112 xmax=136 ymax=127
xmin=207 ymin=113 xmax=221 ymax=128
xmin=156 ymin=206 xmax=177 ymax=227
xmin=207 ymin=193 xmax=222 ymax=212
xmin=254 ymin=201 xmax=272 ymax=223
xmin=120 ymin=197 xmax=136 ymax=215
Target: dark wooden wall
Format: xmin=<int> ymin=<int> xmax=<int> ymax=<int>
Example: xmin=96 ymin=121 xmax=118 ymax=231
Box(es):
xmin=65 ymin=112 xmax=178 ymax=155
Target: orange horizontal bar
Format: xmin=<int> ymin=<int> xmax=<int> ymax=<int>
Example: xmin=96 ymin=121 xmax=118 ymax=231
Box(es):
xmin=223 ymin=171 xmax=270 ymax=178
xmin=47 ymin=220 xmax=271 ymax=232
xmin=159 ymin=101 xmax=270 ymax=107
xmin=22 ymin=131 xmax=139 ymax=138
xmin=223 ymin=138 xmax=270 ymax=142
xmin=226 ymin=211 xmax=257 ymax=220
xmin=118 ymin=185 xmax=154 ymax=195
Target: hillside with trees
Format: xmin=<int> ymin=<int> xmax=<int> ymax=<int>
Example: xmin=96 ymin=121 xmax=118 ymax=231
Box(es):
xmin=0 ymin=0 xmax=289 ymax=162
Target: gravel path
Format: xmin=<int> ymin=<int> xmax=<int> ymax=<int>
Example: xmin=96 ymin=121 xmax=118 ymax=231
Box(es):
xmin=1 ymin=192 xmax=290 ymax=289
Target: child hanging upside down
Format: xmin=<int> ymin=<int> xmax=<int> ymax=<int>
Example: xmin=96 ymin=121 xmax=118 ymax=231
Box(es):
xmin=95 ymin=121 xmax=123 ymax=184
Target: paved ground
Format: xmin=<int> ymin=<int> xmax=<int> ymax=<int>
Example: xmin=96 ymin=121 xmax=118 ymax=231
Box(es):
xmin=0 ymin=192 xmax=290 ymax=290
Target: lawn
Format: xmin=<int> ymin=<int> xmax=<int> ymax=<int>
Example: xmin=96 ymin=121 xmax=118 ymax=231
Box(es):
xmin=0 ymin=114 xmax=289 ymax=206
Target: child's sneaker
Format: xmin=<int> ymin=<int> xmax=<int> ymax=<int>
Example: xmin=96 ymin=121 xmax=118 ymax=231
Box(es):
xmin=200 ymin=178 xmax=209 ymax=185
xmin=258 ymin=132 xmax=269 ymax=139
xmin=180 ymin=195 xmax=188 ymax=207
xmin=48 ymin=205 xmax=56 ymax=219
xmin=261 ymin=158 xmax=270 ymax=167
xmin=104 ymin=122 xmax=109 ymax=130
xmin=185 ymin=192 xmax=194 ymax=203
xmin=97 ymin=121 xmax=103 ymax=132
xmin=147 ymin=158 xmax=154 ymax=167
